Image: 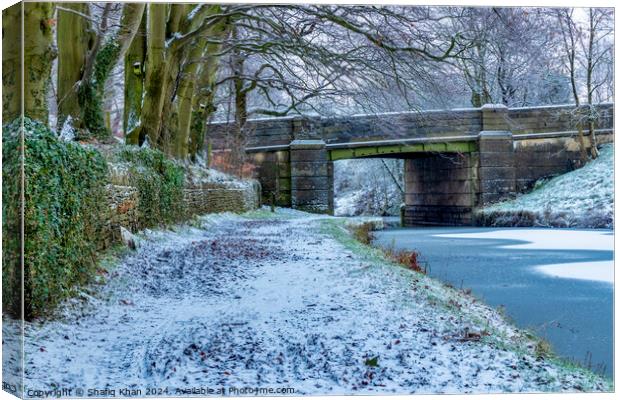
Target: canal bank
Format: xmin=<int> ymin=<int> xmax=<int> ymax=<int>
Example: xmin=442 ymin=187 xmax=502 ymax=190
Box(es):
xmin=373 ymin=226 xmax=614 ymax=377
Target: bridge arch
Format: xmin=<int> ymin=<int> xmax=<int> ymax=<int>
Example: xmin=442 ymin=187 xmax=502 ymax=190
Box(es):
xmin=208 ymin=103 xmax=613 ymax=225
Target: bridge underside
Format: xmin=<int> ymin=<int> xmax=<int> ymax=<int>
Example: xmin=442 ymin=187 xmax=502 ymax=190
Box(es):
xmin=215 ymin=103 xmax=613 ymax=226
xmin=244 ymin=131 xmax=611 ymax=226
xmin=403 ymin=152 xmax=479 ymax=225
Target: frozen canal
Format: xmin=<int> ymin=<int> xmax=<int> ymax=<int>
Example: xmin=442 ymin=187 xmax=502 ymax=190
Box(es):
xmin=374 ymin=227 xmax=614 ymax=377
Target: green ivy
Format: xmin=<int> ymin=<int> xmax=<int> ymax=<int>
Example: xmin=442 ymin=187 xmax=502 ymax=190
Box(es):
xmin=78 ymin=83 xmax=107 ymax=139
xmin=78 ymin=40 xmax=121 ymax=139
xmin=117 ymin=146 xmax=185 ymax=227
xmin=2 ymin=118 xmax=108 ymax=319
xmin=2 ymin=120 xmax=187 ymax=319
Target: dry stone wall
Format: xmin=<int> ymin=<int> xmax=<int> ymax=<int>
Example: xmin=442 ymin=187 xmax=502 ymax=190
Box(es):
xmin=104 ymin=180 xmax=260 ymax=245
xmin=103 ymin=184 xmax=140 ymax=249
xmin=183 ymin=181 xmax=261 ymax=215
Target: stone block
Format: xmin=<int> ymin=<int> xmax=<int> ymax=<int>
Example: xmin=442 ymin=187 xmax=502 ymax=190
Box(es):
xmin=478 ymin=132 xmax=514 ymax=153
xmin=291 ymin=176 xmax=332 ymax=191
xmin=291 ymin=189 xmax=332 ymax=214
xmin=479 ymin=166 xmax=516 ymax=182
xmin=481 ymin=104 xmax=509 ymax=131
xmin=479 ymin=152 xmax=516 ymax=168
xmin=479 ymin=179 xmax=516 ymax=194
xmin=290 ymin=149 xmax=329 ymax=162
xmin=403 ymin=205 xmax=473 ymax=226
xmin=405 ymin=179 xmax=474 ymax=195
xmin=290 ymin=139 xmax=326 ymax=150
xmin=290 ymin=161 xmax=329 ymax=177
xmin=405 ymin=192 xmax=474 ymax=207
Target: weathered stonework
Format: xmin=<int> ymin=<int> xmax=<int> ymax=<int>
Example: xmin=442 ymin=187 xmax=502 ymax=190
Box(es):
xmin=403 ymin=152 xmax=479 ymax=225
xmin=104 ymin=180 xmax=261 ymax=246
xmin=103 ymin=184 xmax=140 ymax=248
xmin=477 ymin=130 xmax=516 ymax=206
xmin=209 ymin=103 xmax=613 ymax=225
xmin=290 ymin=140 xmax=333 ymax=214
xmin=513 ymin=132 xmax=614 ymax=192
xmin=247 ymin=151 xmax=291 ymax=207
xmin=183 ymin=181 xmax=261 ymax=216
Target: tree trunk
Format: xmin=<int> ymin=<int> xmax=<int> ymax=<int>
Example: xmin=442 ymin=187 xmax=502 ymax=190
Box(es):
xmin=172 ymin=43 xmax=204 ymax=159
xmin=586 ymin=8 xmax=598 ymax=159
xmin=81 ymin=3 xmax=145 ymax=138
xmin=2 ymin=3 xmax=22 ymax=123
xmin=135 ymin=3 xmax=167 ymax=146
xmin=23 ymin=2 xmax=56 ymax=123
xmin=124 ymin=7 xmax=147 ymax=144
xmin=156 ymin=4 xmax=190 ymax=154
xmin=57 ymin=3 xmax=93 ymax=129
xmin=188 ymin=17 xmax=231 ymax=161
xmin=561 ymin=11 xmax=588 ymax=165
xmin=165 ymin=4 xmax=231 ymax=159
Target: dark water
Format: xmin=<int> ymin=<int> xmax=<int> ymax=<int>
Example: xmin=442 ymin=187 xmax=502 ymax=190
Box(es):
xmin=373 ymin=226 xmax=614 ymax=377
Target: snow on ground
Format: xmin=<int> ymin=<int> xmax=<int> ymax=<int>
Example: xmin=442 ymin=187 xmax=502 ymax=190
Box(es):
xmin=482 ymin=144 xmax=613 ymax=228
xmin=435 ymin=229 xmax=613 ymax=285
xmin=5 ymin=211 xmax=611 ymax=396
xmin=334 ymin=159 xmax=403 ymax=217
xmin=184 ymin=163 xmax=255 ymax=189
xmin=334 ymin=190 xmax=366 ymax=216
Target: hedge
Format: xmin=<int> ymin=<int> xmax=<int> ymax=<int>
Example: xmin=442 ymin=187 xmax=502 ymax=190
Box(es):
xmin=2 ymin=118 xmax=108 ymax=319
xmin=2 ymin=120 xmax=187 ymax=319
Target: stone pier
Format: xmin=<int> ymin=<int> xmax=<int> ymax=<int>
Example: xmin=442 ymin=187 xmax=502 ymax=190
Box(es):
xmin=208 ymin=103 xmax=613 ymax=225
xmin=290 ymin=140 xmax=333 ymax=214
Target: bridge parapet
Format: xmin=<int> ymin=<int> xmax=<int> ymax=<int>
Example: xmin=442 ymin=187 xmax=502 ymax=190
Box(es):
xmin=208 ymin=103 xmax=613 ymax=224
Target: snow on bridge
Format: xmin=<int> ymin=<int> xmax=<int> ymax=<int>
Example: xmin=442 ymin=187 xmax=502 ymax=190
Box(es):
xmin=207 ymin=103 xmax=614 ymax=225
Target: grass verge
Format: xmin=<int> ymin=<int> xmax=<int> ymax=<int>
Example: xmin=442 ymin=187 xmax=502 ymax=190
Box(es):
xmin=319 ymin=217 xmax=613 ymax=391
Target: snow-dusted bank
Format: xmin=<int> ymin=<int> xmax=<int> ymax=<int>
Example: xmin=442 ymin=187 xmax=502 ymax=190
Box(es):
xmin=4 ymin=210 xmax=611 ymax=396
xmin=479 ymin=144 xmax=614 ymax=228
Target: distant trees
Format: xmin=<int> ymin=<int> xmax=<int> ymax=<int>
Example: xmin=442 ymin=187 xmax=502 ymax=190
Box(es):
xmin=556 ymin=8 xmax=613 ymax=159
xmin=1 ymin=3 xmax=614 ymax=165
xmin=448 ymin=8 xmax=576 ymax=108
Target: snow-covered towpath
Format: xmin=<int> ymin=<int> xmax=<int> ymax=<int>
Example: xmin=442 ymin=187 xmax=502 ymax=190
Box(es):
xmin=12 ymin=211 xmax=611 ymax=395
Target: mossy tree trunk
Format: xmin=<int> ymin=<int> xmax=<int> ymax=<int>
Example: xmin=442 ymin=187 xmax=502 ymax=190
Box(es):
xmin=80 ymin=3 xmax=145 ymax=139
xmin=135 ymin=4 xmax=233 ymax=157
xmin=171 ymin=40 xmax=207 ymax=159
xmin=188 ymin=20 xmax=231 ymax=161
xmin=2 ymin=3 xmax=22 ymax=123
xmin=158 ymin=4 xmax=191 ymax=155
xmin=57 ymin=3 xmax=93 ymax=129
xmin=124 ymin=7 xmax=147 ymax=144
xmin=135 ymin=3 xmax=167 ymax=146
xmin=23 ymin=2 xmax=56 ymax=124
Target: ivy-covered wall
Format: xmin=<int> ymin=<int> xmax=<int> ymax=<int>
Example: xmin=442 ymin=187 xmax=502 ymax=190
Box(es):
xmin=1 ymin=123 xmax=186 ymax=319
xmin=114 ymin=147 xmax=186 ymax=228
xmin=2 ymin=119 xmax=108 ymax=319
xmin=2 ymin=121 xmax=260 ymax=320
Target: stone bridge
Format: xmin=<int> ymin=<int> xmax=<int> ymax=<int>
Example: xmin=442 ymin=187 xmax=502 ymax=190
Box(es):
xmin=207 ymin=103 xmax=613 ymax=225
